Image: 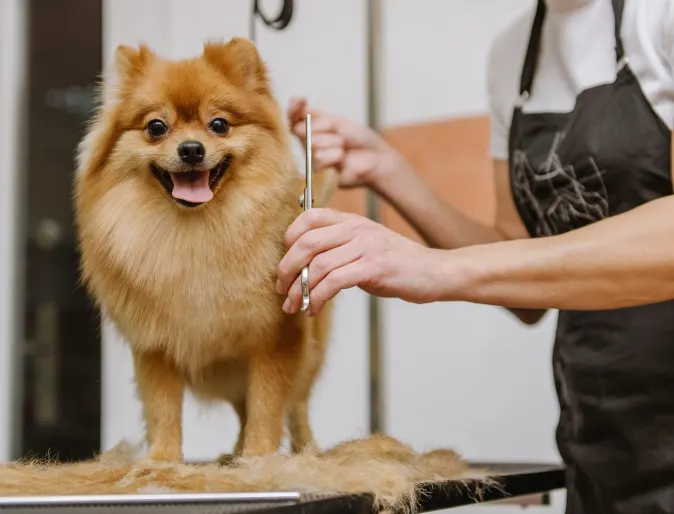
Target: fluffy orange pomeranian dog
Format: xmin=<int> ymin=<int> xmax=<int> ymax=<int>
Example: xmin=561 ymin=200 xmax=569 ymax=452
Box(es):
xmin=73 ymin=38 xmax=337 ymax=462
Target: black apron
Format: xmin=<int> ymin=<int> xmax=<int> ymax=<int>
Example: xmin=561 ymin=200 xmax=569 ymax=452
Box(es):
xmin=508 ymin=1 xmax=674 ymax=512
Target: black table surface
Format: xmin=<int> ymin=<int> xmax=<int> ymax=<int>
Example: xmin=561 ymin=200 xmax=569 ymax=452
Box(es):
xmin=417 ymin=462 xmax=565 ymax=512
xmin=0 ymin=462 xmax=565 ymax=514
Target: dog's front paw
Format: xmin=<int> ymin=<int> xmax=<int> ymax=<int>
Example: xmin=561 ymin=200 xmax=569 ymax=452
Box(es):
xmin=145 ymin=444 xmax=183 ymax=464
xmin=215 ymin=452 xmax=241 ymax=467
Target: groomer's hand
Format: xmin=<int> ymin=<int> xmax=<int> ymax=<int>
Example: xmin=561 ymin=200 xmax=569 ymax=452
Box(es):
xmin=276 ymin=208 xmax=448 ymax=316
xmin=287 ymin=97 xmax=405 ymax=189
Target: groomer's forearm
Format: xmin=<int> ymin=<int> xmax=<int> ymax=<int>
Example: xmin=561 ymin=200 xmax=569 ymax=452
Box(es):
xmin=372 ymin=160 xmax=545 ymax=324
xmin=444 ymin=196 xmax=674 ymax=310
xmin=372 ymin=162 xmax=506 ymax=250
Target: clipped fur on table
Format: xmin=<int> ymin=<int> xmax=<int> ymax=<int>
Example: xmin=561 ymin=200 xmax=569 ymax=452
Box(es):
xmin=0 ymin=435 xmax=493 ymax=513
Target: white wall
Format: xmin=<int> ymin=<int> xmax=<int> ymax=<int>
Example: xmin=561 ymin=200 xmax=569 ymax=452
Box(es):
xmin=0 ymin=0 xmax=27 ymax=462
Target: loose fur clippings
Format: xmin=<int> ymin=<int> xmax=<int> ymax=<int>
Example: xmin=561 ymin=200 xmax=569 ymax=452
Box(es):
xmin=74 ymin=38 xmax=339 ymax=462
xmin=0 ymin=436 xmax=492 ymax=513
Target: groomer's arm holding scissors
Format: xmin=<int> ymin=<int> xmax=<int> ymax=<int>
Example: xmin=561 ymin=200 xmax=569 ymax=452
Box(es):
xmin=277 ymin=99 xmax=674 ymax=317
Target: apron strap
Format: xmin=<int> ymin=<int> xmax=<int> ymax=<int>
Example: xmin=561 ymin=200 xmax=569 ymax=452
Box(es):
xmin=519 ymin=0 xmax=626 ymax=99
xmin=519 ymin=0 xmax=546 ymax=96
xmin=612 ymin=0 xmax=626 ymax=63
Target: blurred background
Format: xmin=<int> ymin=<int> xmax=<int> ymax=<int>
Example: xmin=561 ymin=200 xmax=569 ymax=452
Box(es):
xmin=0 ymin=0 xmax=563 ymax=511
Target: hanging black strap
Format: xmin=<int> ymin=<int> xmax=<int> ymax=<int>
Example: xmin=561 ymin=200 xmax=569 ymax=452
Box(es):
xmin=519 ymin=0 xmax=546 ymax=96
xmin=519 ymin=0 xmax=626 ymax=97
xmin=612 ymin=0 xmax=625 ymax=62
xmin=249 ymin=0 xmax=294 ymax=44
xmin=254 ymin=0 xmax=294 ymax=30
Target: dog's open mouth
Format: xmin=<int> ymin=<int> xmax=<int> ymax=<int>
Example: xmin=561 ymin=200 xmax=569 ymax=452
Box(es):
xmin=151 ymin=155 xmax=231 ymax=208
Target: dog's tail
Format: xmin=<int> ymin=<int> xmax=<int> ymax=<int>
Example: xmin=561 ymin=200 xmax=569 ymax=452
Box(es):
xmin=312 ymin=166 xmax=340 ymax=208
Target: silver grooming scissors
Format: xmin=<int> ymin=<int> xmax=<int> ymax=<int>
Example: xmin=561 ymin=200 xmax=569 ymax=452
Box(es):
xmin=298 ymin=113 xmax=313 ymax=312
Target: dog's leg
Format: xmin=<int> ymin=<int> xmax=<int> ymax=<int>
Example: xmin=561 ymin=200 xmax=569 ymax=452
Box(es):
xmin=133 ymin=350 xmax=184 ymax=462
xmin=233 ymin=401 xmax=247 ymax=455
xmin=287 ymin=311 xmax=330 ymax=454
xmin=242 ymin=348 xmax=298 ymax=457
xmin=216 ymin=401 xmax=247 ymax=466
xmin=287 ymin=400 xmax=315 ymax=454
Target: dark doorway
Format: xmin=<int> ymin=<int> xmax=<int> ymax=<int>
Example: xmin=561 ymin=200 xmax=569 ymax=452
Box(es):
xmin=21 ymin=0 xmax=102 ymax=462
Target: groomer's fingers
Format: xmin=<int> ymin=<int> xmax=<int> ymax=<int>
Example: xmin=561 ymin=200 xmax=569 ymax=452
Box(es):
xmin=311 ymin=133 xmax=344 ymax=150
xmin=277 ymin=218 xmax=353 ymax=295
xmin=283 ymin=241 xmax=362 ymax=314
xmin=306 ymin=260 xmax=371 ymax=316
xmin=288 ymin=97 xmax=325 ymax=119
xmin=292 ymin=115 xmax=335 ymax=140
xmin=283 ymin=208 xmax=349 ymax=249
xmin=287 ymin=97 xmax=308 ymax=127
xmin=314 ymin=147 xmax=345 ymax=170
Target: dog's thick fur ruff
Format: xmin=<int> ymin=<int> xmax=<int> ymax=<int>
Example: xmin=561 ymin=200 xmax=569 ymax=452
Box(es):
xmin=74 ymin=38 xmax=339 ymax=462
xmin=0 ymin=436 xmax=491 ymax=513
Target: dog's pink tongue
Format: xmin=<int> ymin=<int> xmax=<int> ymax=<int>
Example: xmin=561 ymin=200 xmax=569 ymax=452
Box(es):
xmin=170 ymin=171 xmax=213 ymax=203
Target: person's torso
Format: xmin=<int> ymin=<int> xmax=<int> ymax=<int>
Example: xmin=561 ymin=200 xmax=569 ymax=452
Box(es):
xmin=499 ymin=2 xmax=674 ymax=512
xmin=488 ymin=0 xmax=674 ymax=146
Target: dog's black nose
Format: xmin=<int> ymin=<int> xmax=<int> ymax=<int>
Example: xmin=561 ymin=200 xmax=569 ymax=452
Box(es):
xmin=178 ymin=141 xmax=205 ymax=165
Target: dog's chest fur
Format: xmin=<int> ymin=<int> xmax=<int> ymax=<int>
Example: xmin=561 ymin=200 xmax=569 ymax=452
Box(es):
xmin=84 ymin=196 xmax=295 ymax=374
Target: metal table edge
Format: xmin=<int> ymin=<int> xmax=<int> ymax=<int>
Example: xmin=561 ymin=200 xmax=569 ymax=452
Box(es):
xmin=0 ymin=464 xmax=565 ymax=513
xmin=242 ymin=463 xmax=567 ymax=514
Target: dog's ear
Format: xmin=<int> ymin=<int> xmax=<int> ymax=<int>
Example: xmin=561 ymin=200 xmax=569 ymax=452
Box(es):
xmin=203 ymin=38 xmax=270 ymax=95
xmin=114 ymin=44 xmax=154 ymax=81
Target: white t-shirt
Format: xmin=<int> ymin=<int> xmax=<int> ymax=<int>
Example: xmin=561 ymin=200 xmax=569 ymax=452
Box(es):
xmin=487 ymin=0 xmax=674 ymax=160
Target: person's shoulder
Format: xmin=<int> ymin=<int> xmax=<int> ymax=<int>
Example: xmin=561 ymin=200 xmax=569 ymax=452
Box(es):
xmin=626 ymin=0 xmax=674 ymax=47
xmin=623 ymin=0 xmax=674 ymax=71
xmin=486 ymin=7 xmax=535 ymax=128
xmin=486 ymin=8 xmax=536 ymax=160
xmin=487 ymin=7 xmax=536 ymax=90
xmin=631 ymin=0 xmax=673 ymax=24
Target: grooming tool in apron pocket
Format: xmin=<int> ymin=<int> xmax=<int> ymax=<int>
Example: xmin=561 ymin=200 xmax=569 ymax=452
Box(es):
xmin=298 ymin=113 xmax=313 ymax=312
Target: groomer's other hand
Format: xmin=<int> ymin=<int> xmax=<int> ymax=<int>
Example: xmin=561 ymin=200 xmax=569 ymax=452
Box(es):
xmin=287 ymin=97 xmax=405 ymax=190
xmin=276 ymin=208 xmax=446 ymax=316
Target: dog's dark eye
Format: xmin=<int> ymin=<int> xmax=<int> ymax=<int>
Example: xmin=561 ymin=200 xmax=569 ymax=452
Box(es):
xmin=209 ymin=118 xmax=229 ymax=135
xmin=147 ymin=119 xmax=168 ymax=138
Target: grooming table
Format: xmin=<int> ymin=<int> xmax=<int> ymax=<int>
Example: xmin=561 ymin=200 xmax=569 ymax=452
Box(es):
xmin=0 ymin=463 xmax=565 ymax=513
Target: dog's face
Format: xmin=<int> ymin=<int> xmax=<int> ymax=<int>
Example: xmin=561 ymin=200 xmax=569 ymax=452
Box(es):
xmin=137 ymin=104 xmax=232 ymax=208
xmin=101 ymin=39 xmax=288 ymax=209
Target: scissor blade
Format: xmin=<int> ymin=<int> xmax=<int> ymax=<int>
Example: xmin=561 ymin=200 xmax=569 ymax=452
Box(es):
xmin=300 ymin=113 xmax=312 ymax=312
